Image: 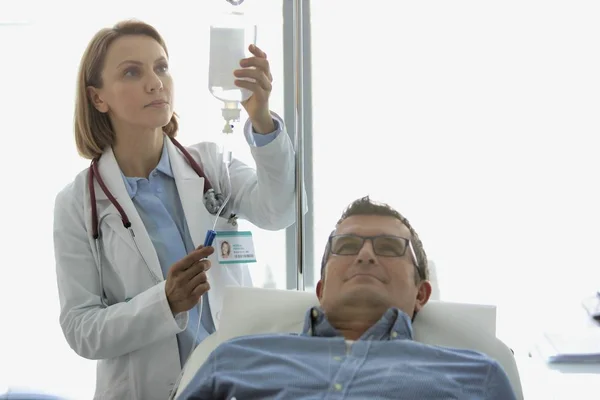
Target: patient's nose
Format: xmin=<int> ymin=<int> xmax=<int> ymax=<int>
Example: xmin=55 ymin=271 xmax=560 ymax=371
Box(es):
xmin=357 ymin=257 xmax=376 ymax=264
xmin=356 ymin=241 xmax=376 ymax=264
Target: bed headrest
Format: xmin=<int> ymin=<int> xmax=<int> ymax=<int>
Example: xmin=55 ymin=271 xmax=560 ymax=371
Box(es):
xmin=213 ymin=286 xmax=522 ymax=399
xmin=218 ymin=286 xmax=495 ymax=340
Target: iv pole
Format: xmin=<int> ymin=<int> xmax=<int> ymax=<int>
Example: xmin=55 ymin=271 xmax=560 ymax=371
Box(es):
xmin=227 ymin=0 xmax=307 ymax=291
xmin=292 ymin=0 xmax=306 ymax=291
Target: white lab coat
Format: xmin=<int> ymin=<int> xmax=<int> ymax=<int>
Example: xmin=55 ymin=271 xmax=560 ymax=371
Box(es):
xmin=53 ymin=125 xmax=301 ymax=400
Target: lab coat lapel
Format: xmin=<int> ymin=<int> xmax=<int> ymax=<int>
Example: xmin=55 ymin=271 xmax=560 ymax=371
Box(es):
xmin=95 ymin=147 xmax=163 ymax=281
xmin=166 ymin=138 xmax=212 ymax=248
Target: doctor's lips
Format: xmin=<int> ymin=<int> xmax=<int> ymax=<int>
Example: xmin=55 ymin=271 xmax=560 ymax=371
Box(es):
xmin=145 ymin=99 xmax=169 ymax=107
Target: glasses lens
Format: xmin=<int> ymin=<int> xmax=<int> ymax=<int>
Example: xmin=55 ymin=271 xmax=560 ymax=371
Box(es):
xmin=373 ymin=236 xmax=407 ymax=257
xmin=331 ymin=235 xmax=364 ymax=255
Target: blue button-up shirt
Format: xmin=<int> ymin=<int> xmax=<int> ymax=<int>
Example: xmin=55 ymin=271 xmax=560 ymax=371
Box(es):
xmin=121 ymin=118 xmax=281 ymax=367
xmin=177 ymin=307 xmax=517 ymax=399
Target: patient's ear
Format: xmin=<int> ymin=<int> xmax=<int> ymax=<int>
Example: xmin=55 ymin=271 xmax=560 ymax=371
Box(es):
xmin=414 ymin=280 xmax=432 ymax=313
xmin=316 ymin=280 xmax=324 ymax=299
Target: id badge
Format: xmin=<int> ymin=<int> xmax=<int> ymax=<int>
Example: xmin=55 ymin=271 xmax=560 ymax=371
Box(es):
xmin=216 ymin=231 xmax=257 ymax=264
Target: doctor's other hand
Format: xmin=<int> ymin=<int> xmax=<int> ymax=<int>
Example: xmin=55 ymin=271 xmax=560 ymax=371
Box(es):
xmin=165 ymin=246 xmax=215 ymax=314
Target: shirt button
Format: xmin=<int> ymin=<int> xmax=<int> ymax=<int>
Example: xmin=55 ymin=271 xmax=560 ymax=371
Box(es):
xmin=333 ymin=356 xmax=342 ymax=361
xmin=391 ymin=332 xmax=398 ymax=338
xmin=152 ymin=171 xmax=158 ymax=177
xmin=334 ymin=383 xmax=343 ymax=391
xmin=311 ymin=309 xmax=318 ymax=318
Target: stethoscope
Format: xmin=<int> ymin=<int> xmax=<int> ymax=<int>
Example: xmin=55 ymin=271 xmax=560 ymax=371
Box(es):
xmin=88 ymin=136 xmax=233 ymax=306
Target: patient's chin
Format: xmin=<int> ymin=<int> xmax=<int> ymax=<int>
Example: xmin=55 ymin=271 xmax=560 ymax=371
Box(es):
xmin=341 ymin=286 xmax=390 ymax=309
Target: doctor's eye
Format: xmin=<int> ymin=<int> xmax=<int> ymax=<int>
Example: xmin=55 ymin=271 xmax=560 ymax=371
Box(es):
xmin=124 ymin=67 xmax=140 ymax=78
xmin=156 ymin=63 xmax=169 ymax=74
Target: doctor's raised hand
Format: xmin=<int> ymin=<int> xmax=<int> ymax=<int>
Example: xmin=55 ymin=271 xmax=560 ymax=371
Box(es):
xmin=235 ymin=44 xmax=275 ymax=134
xmin=53 ymin=20 xmax=304 ymax=400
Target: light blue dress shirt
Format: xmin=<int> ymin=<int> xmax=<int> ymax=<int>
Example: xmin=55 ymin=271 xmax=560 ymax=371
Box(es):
xmin=178 ymin=307 xmax=517 ymax=399
xmin=120 ymin=118 xmax=281 ymax=367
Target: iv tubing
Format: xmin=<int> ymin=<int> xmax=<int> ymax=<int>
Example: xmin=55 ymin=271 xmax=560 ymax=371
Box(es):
xmin=192 ymin=147 xmax=232 ymax=363
xmin=212 ymin=149 xmax=233 ymax=230
xmin=169 ymin=148 xmax=233 ymax=399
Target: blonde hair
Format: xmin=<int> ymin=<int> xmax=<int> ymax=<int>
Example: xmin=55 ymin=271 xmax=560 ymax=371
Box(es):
xmin=74 ymin=20 xmax=179 ymax=160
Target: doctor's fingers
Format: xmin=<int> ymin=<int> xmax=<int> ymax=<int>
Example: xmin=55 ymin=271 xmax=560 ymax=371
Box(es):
xmin=239 ymin=55 xmax=272 ymax=81
xmin=249 ymin=44 xmax=267 ymax=60
xmin=234 ymin=68 xmax=272 ymax=92
xmin=192 ymin=281 xmax=211 ymax=297
xmin=170 ymin=247 xmax=214 ymax=274
xmin=181 ymin=259 xmax=211 ymax=282
xmin=188 ymin=271 xmax=209 ymax=291
xmin=186 ymin=246 xmax=215 ymax=264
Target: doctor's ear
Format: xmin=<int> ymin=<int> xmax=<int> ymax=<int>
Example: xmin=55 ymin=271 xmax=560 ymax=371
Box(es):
xmin=87 ymin=86 xmax=109 ymax=113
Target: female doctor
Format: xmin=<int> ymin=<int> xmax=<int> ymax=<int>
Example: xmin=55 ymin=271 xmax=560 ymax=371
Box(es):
xmin=53 ymin=20 xmax=299 ymax=400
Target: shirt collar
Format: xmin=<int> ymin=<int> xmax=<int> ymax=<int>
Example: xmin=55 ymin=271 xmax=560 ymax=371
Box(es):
xmin=154 ymin=137 xmax=174 ymax=177
xmin=121 ymin=137 xmax=173 ymax=198
xmin=301 ymin=306 xmax=414 ymax=341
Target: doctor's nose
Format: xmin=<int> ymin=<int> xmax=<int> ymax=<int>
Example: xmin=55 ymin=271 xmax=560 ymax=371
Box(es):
xmin=146 ymin=74 xmax=164 ymax=93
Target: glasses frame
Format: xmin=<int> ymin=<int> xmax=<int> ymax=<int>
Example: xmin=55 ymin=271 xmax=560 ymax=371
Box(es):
xmin=328 ymin=234 xmax=425 ymax=281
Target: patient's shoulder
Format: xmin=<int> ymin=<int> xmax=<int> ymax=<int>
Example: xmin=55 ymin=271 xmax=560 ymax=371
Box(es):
xmin=437 ymin=344 xmax=493 ymax=359
xmin=410 ymin=340 xmax=496 ymax=364
xmin=208 ymin=333 xmax=306 ymax=366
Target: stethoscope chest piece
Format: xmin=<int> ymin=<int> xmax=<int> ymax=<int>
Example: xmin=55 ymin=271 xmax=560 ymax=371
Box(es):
xmin=204 ymin=188 xmax=227 ymax=215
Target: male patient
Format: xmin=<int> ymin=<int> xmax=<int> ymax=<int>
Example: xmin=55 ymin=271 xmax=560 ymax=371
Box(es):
xmin=178 ymin=196 xmax=517 ymax=399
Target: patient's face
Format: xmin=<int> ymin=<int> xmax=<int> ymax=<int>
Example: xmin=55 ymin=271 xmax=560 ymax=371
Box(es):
xmin=317 ymin=215 xmax=430 ymax=319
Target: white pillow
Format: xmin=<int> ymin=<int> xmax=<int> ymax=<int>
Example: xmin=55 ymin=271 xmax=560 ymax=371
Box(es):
xmin=427 ymin=259 xmax=441 ymax=300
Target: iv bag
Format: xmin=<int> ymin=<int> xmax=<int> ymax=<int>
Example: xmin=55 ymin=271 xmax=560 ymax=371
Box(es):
xmin=208 ymin=9 xmax=257 ymax=104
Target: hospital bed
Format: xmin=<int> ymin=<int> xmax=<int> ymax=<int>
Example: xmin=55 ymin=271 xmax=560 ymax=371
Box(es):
xmin=174 ymin=271 xmax=524 ymax=399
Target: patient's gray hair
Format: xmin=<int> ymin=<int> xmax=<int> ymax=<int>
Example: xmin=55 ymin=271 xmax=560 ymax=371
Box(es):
xmin=320 ymin=196 xmax=429 ymax=284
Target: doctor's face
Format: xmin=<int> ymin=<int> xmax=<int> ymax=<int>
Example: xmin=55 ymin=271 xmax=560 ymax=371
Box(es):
xmin=317 ymin=215 xmax=431 ymax=320
xmin=87 ymin=34 xmax=174 ymax=136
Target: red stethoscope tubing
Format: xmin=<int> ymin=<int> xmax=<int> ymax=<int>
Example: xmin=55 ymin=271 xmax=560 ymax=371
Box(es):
xmin=88 ymin=137 xmax=213 ymax=239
